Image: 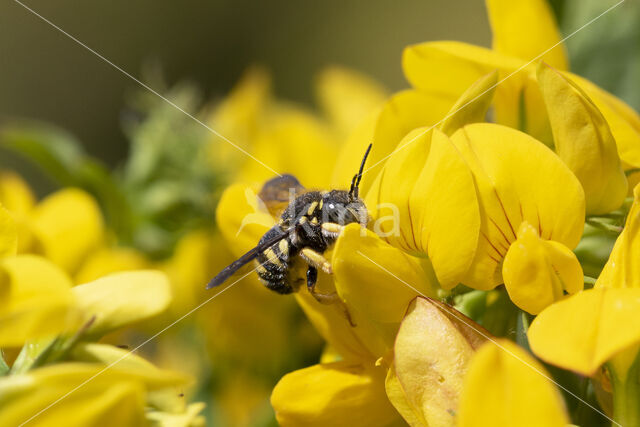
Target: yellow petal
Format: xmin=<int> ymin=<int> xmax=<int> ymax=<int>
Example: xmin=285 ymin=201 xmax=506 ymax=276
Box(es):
xmin=74 ymin=246 xmax=149 ymax=285
xmin=0 ymin=204 xmax=17 ymax=257
xmin=0 ymin=170 xmax=35 ymax=215
xmin=315 ymin=66 xmax=388 ymax=137
xmin=571 ymin=74 xmax=640 ymax=168
xmin=440 ymin=70 xmax=498 ymax=136
xmin=0 ymin=255 xmax=79 ymax=346
xmin=216 ymin=183 xmax=275 ymax=258
xmin=403 ymin=41 xmax=553 ymax=144
xmin=73 ymin=270 xmax=172 ymax=337
xmin=0 ymin=172 xmax=36 ymax=254
xmin=332 ymin=89 xmax=455 ymax=193
xmin=393 ymin=297 xmax=488 ymax=427
xmin=409 ymin=129 xmax=481 ymax=289
xmin=207 ymin=66 xmax=271 ymax=170
xmin=503 ymin=221 xmax=583 ymax=314
xmin=450 ymin=123 xmax=585 ymax=290
xmin=403 ymin=41 xmax=526 ymax=97
xmin=30 ymin=188 xmax=104 ymax=274
xmin=529 ymin=287 xmax=640 ymax=376
xmin=365 ymin=128 xmax=481 ymax=290
xmin=385 ymin=363 xmax=427 ymax=427
xmin=486 ymin=0 xmax=568 ymax=70
xmin=538 ymin=63 xmax=627 ymax=214
xmin=458 ymin=339 xmax=569 ymax=427
xmin=332 ymin=224 xmax=438 ymax=353
xmin=0 ymin=360 xmax=189 ymax=426
xmin=161 ymin=229 xmax=228 ymax=315
xmin=271 ymin=361 xmax=402 ymax=427
xmin=239 ymin=109 xmax=338 ymax=188
xmin=597 ymin=184 xmax=640 ymax=289
xmin=70 ymin=342 xmax=192 ymax=412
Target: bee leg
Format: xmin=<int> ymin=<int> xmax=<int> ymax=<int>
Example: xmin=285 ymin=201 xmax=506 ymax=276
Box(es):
xmin=305 ymin=265 xmax=356 ymax=327
xmin=299 ymin=248 xmax=333 ymax=274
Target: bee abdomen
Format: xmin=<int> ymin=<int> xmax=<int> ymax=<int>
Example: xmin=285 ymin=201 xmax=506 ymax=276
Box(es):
xmin=255 ymin=226 xmax=296 ymax=294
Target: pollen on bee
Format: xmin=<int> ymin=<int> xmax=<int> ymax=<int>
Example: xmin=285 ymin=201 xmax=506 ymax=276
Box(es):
xmin=311 ymin=217 xmax=319 ymax=225
xmin=318 ymin=200 xmax=323 ymax=209
xmin=321 ymin=222 xmax=342 ymax=233
xmin=307 ymin=201 xmax=318 ymax=216
xmin=278 ymin=239 xmax=289 ymax=255
xmin=264 ymin=248 xmax=282 ymax=266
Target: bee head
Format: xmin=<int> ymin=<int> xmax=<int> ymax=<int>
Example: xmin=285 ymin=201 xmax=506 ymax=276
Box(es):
xmin=348 ymin=143 xmax=373 ymax=201
xmin=322 ymin=190 xmax=368 ymax=227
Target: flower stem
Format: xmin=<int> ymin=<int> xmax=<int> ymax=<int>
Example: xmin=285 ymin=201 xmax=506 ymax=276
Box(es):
xmin=611 ymin=357 xmax=640 ymax=427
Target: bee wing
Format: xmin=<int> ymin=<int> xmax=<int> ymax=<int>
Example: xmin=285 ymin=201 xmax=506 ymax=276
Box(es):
xmin=206 ymin=230 xmax=290 ymax=289
xmin=258 ymin=174 xmax=306 ymax=217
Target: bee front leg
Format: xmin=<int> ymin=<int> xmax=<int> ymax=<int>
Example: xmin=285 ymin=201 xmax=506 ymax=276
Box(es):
xmin=304 ymin=263 xmax=356 ymax=327
xmin=299 ymin=248 xmax=333 ymax=274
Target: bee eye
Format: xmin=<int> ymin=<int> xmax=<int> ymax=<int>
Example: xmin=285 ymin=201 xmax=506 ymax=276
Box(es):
xmin=328 ymin=203 xmax=335 ymax=209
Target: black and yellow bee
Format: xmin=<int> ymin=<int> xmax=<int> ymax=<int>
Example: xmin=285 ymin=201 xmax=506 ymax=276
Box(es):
xmin=207 ymin=144 xmax=372 ymax=309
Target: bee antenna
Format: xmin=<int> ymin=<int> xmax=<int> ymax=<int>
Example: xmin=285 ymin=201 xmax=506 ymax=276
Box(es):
xmin=349 ymin=143 xmax=373 ymax=200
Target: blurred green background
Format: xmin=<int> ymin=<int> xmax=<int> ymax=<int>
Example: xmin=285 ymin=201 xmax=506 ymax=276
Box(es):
xmin=2 ymin=0 xmax=637 ymax=170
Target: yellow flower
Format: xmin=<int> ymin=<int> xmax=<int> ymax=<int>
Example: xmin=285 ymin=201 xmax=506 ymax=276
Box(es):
xmin=458 ymin=339 xmax=569 ymax=427
xmin=0 ymin=345 xmax=195 ymax=426
xmin=0 ymin=254 xmax=80 ymax=347
xmin=529 ymin=185 xmax=640 ymax=425
xmin=402 ymin=0 xmax=640 ymax=193
xmin=208 ymin=66 xmax=387 ymax=187
xmin=0 ymin=172 xmax=106 ymax=277
xmin=364 ymin=121 xmax=585 ymax=313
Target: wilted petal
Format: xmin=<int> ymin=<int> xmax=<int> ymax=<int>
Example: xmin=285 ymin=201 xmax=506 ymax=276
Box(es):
xmin=385 ymin=363 xmax=426 ymax=427
xmin=458 ymin=339 xmax=569 ymax=427
xmin=271 ymin=361 xmax=401 ymax=427
xmin=503 ymin=221 xmax=583 ymax=314
xmin=29 ymin=188 xmax=104 ymax=274
xmin=0 ymin=255 xmax=79 ymax=346
xmin=597 ymin=184 xmax=640 ymax=289
xmin=486 ymin=0 xmax=568 ymax=70
xmin=392 ymin=297 xmax=488 ymax=427
xmin=538 ymin=63 xmax=627 ymax=214
xmin=529 ymin=287 xmax=640 ymax=376
xmin=73 ymin=270 xmax=172 ymax=337
xmin=450 ymin=123 xmax=585 ymax=290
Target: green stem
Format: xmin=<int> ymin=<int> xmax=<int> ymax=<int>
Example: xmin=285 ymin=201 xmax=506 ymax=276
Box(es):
xmin=610 ymin=358 xmax=640 ymax=427
xmin=0 ymin=350 xmax=9 ymax=375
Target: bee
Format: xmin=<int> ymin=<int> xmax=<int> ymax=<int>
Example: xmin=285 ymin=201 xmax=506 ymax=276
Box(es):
xmin=207 ymin=144 xmax=372 ymax=312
